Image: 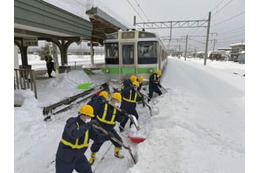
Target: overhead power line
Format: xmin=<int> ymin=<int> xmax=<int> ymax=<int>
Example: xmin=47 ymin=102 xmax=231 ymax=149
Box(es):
xmin=211 ymin=0 xmax=233 ymax=18
xmin=219 ymin=29 xmax=245 ymax=36
xmin=133 ymin=0 xmax=150 ymax=22
xmin=127 ymin=0 xmax=146 ymax=23
xmin=212 ymin=11 xmax=245 ymax=27
xmin=220 ymin=26 xmax=245 ymax=34
xmin=187 ymin=0 xmax=233 ymax=37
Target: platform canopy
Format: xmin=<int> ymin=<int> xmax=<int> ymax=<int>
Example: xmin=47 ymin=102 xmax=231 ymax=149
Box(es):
xmin=86 ymin=7 xmax=129 ymax=44
xmin=15 ymin=0 xmax=92 ymax=41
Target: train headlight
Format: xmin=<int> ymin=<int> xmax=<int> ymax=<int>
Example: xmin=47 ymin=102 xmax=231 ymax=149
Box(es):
xmin=149 ymin=68 xmax=153 ymax=73
xmin=105 ymin=69 xmax=110 ymax=73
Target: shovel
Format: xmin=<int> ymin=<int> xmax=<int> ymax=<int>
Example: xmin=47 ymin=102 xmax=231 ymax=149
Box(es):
xmin=137 ymin=91 xmax=153 ymax=116
xmin=93 ymin=124 xmax=137 ymax=164
xmin=104 ymin=101 xmax=140 ymax=131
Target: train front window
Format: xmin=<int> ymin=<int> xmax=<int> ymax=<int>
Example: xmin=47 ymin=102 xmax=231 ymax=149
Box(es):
xmin=105 ymin=43 xmax=119 ymax=64
xmin=122 ymin=44 xmax=134 ymax=64
xmin=138 ymin=41 xmax=157 ymax=64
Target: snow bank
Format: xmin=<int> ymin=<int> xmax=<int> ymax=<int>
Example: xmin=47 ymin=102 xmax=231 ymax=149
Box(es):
xmin=128 ymin=57 xmax=244 ymax=173
xmin=14 ymin=90 xmax=46 ymax=172
xmin=131 ymin=90 xmax=244 ymax=173
xmin=46 ymin=70 xmax=92 ymax=89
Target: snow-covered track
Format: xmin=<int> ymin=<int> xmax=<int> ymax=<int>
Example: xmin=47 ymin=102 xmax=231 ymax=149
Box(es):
xmin=42 ymin=83 xmax=108 ymax=120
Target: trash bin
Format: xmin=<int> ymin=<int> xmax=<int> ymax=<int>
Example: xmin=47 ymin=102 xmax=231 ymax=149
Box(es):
xmin=58 ymin=66 xmax=71 ymax=73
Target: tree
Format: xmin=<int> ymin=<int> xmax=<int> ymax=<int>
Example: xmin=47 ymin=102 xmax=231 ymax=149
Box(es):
xmin=38 ymin=43 xmax=51 ymax=60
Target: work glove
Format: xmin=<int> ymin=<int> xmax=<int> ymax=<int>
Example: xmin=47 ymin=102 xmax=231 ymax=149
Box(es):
xmin=87 ymin=119 xmax=99 ymax=126
xmin=120 ymin=109 xmax=127 ymax=116
xmin=158 ymin=83 xmax=162 ymax=88
xmin=105 ymin=132 xmax=114 ymax=140
xmin=120 ymin=109 xmax=128 ymax=115
xmin=100 ymin=96 xmax=107 ymax=103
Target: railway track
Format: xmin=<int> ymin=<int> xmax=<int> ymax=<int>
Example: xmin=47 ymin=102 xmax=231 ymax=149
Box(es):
xmin=42 ymin=83 xmax=108 ymax=121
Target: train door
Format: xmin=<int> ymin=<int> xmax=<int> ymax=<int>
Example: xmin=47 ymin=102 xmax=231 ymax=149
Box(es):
xmin=120 ymin=43 xmax=136 ymax=76
xmin=158 ymin=44 xmax=162 ymax=70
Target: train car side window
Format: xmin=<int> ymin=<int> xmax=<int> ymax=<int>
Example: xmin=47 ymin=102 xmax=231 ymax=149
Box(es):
xmin=105 ymin=43 xmax=119 ymax=64
xmin=122 ymin=44 xmax=134 ymax=64
xmin=138 ymin=41 xmax=157 ymax=64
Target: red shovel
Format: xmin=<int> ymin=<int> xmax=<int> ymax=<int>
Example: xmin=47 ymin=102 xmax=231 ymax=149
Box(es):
xmin=128 ymin=135 xmax=146 ymax=143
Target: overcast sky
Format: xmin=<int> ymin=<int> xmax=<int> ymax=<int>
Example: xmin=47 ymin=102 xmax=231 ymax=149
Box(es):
xmin=43 ymin=0 xmax=245 ymax=51
xmin=93 ymin=0 xmax=245 ymax=51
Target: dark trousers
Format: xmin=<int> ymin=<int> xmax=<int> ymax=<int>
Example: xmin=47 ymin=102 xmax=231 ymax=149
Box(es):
xmin=148 ymin=84 xmax=162 ymax=101
xmin=56 ymin=145 xmax=92 ymax=173
xmin=46 ymin=62 xmax=55 ymax=77
xmin=91 ymin=129 xmax=122 ymax=152
xmin=119 ymin=101 xmax=138 ymax=130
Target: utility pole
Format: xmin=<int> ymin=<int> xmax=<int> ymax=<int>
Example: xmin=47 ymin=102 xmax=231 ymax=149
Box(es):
xmin=194 ymin=47 xmax=197 ymax=59
xmin=212 ymin=39 xmax=216 ymax=52
xmin=184 ymin=35 xmax=188 ymax=61
xmin=204 ymin=11 xmax=211 ymax=65
xmin=178 ymin=45 xmax=181 ymax=58
xmin=168 ymin=21 xmax=173 ymax=51
xmin=133 ymin=16 xmax=136 ymax=27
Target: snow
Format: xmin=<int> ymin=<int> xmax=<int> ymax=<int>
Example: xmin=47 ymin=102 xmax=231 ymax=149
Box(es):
xmin=14 ymin=56 xmax=245 ymax=172
xmin=43 ymin=0 xmax=90 ymax=21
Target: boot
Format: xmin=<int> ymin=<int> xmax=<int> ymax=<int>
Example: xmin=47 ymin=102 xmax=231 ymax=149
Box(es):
xmin=89 ymin=152 xmax=96 ymax=165
xmin=114 ymin=147 xmax=124 ymax=158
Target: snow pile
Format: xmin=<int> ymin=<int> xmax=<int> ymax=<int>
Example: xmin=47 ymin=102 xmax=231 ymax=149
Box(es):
xmin=46 ymin=70 xmax=92 ymax=89
xmin=14 ymin=90 xmax=46 ymax=172
xmin=128 ymin=57 xmax=244 ymax=173
xmin=131 ymin=92 xmax=244 ymax=173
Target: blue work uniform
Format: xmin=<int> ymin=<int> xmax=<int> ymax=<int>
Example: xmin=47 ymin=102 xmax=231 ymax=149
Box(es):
xmin=56 ymin=117 xmax=105 ymax=173
xmin=87 ymin=95 xmax=105 ymax=118
xmin=90 ymin=102 xmax=125 ymax=152
xmin=119 ymin=86 xmax=141 ymax=131
xmin=121 ymin=79 xmax=132 ymax=91
xmin=148 ymin=73 xmax=162 ymax=101
xmin=137 ymin=79 xmax=143 ymax=91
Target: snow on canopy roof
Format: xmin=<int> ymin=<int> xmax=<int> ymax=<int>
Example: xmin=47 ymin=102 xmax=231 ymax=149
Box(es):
xmin=43 ymin=0 xmax=90 ymax=21
xmin=217 ymin=48 xmax=231 ymax=50
xmin=230 ymin=42 xmax=245 ymax=47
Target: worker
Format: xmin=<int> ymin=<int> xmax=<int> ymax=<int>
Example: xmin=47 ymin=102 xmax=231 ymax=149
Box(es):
xmin=89 ymin=92 xmax=126 ymax=165
xmin=119 ymin=81 xmax=141 ymax=132
xmin=137 ymin=75 xmax=144 ymax=91
xmin=55 ymin=105 xmax=110 ymax=173
xmin=45 ymin=50 xmax=55 ymax=78
xmin=121 ymin=75 xmax=136 ymax=91
xmin=148 ymin=70 xmax=162 ymax=102
xmin=87 ymin=91 xmax=109 ymax=117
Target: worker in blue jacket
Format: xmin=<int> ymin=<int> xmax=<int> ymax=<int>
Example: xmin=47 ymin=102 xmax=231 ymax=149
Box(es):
xmin=55 ymin=105 xmax=109 ymax=173
xmin=148 ymin=70 xmax=162 ymax=102
xmin=121 ymin=75 xmax=136 ymax=91
xmin=119 ymin=81 xmax=141 ymax=132
xmin=87 ymin=91 xmax=109 ymax=117
xmin=89 ymin=92 xmax=126 ymax=165
xmin=137 ymin=75 xmax=144 ymax=91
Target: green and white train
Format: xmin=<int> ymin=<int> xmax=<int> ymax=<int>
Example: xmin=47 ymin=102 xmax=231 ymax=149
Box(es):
xmin=101 ymin=30 xmax=168 ymax=81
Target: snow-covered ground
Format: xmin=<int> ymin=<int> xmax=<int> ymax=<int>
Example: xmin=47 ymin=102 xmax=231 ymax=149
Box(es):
xmin=14 ymin=56 xmax=245 ymax=172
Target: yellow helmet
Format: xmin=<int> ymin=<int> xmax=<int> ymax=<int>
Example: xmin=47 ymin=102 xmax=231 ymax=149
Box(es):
xmin=79 ymin=105 xmax=95 ymax=117
xmin=138 ymin=76 xmax=144 ymax=82
xmin=99 ymin=91 xmax=108 ymax=99
xmin=129 ymin=75 xmax=137 ymax=82
xmin=112 ymin=92 xmax=122 ymax=102
xmin=133 ymin=81 xmax=140 ymax=88
xmin=156 ymin=70 xmax=162 ymax=76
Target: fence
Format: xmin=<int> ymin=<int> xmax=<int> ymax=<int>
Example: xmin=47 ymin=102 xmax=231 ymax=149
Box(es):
xmin=14 ymin=69 xmax=37 ymax=98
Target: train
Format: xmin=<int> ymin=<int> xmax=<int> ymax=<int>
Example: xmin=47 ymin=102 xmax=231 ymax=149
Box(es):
xmin=101 ymin=30 xmax=168 ymax=81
